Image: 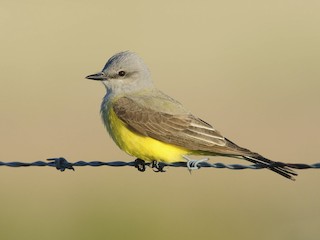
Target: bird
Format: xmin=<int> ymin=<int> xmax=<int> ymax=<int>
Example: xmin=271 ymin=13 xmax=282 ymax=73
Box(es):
xmin=86 ymin=51 xmax=297 ymax=180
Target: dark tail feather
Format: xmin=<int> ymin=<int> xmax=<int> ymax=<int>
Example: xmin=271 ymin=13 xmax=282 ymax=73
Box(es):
xmin=243 ymin=155 xmax=297 ymax=181
xmin=224 ymin=138 xmax=297 ymax=180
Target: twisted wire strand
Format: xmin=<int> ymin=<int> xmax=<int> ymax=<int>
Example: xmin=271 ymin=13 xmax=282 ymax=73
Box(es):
xmin=0 ymin=158 xmax=319 ymax=172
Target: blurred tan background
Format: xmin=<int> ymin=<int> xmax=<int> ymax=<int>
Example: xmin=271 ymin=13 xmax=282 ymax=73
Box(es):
xmin=0 ymin=1 xmax=320 ymax=239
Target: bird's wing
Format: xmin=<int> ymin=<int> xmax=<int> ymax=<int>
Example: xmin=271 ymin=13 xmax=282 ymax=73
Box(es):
xmin=113 ymin=96 xmax=233 ymax=152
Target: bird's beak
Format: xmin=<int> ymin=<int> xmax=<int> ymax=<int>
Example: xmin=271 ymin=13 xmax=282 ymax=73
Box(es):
xmin=85 ymin=72 xmax=107 ymax=81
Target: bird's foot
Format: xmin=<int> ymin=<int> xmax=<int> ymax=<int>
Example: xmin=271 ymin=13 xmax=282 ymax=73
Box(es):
xmin=183 ymin=156 xmax=209 ymax=173
xmin=134 ymin=158 xmax=146 ymax=172
xmin=150 ymin=160 xmax=166 ymax=172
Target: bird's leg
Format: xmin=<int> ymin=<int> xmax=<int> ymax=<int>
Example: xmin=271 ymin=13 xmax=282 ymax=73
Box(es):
xmin=150 ymin=160 xmax=166 ymax=172
xmin=134 ymin=158 xmax=146 ymax=172
xmin=183 ymin=156 xmax=209 ymax=172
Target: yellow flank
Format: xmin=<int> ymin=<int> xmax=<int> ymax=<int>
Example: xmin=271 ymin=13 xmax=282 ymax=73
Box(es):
xmin=106 ymin=107 xmax=191 ymax=163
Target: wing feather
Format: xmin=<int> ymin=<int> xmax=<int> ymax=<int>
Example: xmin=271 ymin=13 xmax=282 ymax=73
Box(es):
xmin=113 ymin=96 xmax=227 ymax=151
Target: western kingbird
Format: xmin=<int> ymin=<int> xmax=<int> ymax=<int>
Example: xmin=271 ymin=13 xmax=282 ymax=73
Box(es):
xmin=86 ymin=51 xmax=297 ymax=180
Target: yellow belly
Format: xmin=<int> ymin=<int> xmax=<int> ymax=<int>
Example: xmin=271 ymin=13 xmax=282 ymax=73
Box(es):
xmin=105 ymin=108 xmax=190 ymax=163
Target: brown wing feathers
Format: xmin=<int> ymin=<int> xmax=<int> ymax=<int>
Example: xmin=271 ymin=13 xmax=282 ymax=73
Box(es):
xmin=113 ymin=97 xmax=226 ymax=151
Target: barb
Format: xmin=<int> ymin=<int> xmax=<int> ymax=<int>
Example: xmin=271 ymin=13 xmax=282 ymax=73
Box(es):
xmin=0 ymin=158 xmax=319 ymax=172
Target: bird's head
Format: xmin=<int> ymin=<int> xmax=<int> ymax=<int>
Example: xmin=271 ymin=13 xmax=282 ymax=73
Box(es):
xmin=86 ymin=51 xmax=153 ymax=94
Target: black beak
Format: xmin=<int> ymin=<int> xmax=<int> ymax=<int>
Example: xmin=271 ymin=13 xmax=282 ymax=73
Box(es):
xmin=85 ymin=72 xmax=107 ymax=81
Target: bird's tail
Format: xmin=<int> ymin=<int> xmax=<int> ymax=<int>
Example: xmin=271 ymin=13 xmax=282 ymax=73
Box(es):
xmin=224 ymin=138 xmax=297 ymax=180
xmin=243 ymin=155 xmax=297 ymax=181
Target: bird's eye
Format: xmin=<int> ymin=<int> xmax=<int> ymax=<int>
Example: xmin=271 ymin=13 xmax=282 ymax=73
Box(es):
xmin=118 ymin=71 xmax=126 ymax=77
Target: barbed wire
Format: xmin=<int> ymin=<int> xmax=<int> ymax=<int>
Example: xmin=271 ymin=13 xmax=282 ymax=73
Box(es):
xmin=0 ymin=157 xmax=319 ymax=172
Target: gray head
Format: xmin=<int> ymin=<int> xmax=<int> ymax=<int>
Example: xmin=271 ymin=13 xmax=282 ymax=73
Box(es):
xmin=86 ymin=51 xmax=153 ymax=94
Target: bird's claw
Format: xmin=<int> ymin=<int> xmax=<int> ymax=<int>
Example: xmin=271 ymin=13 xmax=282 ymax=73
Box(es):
xmin=134 ymin=158 xmax=146 ymax=172
xmin=150 ymin=160 xmax=166 ymax=172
